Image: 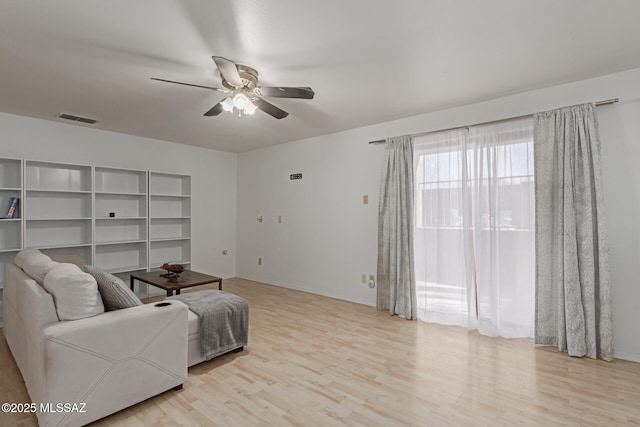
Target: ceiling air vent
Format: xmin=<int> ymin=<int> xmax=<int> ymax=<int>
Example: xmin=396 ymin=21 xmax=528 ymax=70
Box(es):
xmin=57 ymin=113 xmax=98 ymax=125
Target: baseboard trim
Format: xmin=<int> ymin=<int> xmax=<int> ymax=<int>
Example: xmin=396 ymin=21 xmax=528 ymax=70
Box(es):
xmin=614 ymin=351 xmax=640 ymax=363
xmin=236 ymin=275 xmax=374 ymax=307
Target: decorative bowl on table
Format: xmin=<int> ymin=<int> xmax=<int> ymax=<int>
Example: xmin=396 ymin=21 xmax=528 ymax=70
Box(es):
xmin=160 ymin=262 xmax=185 ymax=280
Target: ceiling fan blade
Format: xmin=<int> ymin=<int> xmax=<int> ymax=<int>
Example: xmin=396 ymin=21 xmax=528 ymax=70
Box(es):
xmin=150 ymin=77 xmax=227 ymax=92
xmin=212 ymin=56 xmax=243 ymax=88
xmin=254 ymin=98 xmax=289 ymax=119
xmin=254 ymin=86 xmax=315 ymax=99
xmin=204 ymin=103 xmax=225 ymax=116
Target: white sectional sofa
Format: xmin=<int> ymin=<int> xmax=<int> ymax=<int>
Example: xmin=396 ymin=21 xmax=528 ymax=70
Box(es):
xmin=1 ymin=249 xmax=226 ymax=426
xmin=3 ymin=262 xmax=188 ymax=426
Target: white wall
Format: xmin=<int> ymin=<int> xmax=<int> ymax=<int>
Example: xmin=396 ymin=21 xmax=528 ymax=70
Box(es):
xmin=237 ymin=67 xmax=640 ymax=362
xmin=0 ymin=112 xmax=237 ymax=279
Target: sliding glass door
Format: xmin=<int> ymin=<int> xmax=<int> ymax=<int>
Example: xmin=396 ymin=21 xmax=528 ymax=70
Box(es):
xmin=413 ymin=118 xmax=535 ymax=338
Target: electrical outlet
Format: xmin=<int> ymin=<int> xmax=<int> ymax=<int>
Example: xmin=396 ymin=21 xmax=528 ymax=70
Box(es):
xmin=258 ymin=257 xmax=262 ymax=266
xmin=363 ymin=195 xmax=369 ymax=204
xmin=369 ymin=274 xmax=375 ymax=280
xmin=361 ymin=273 xmax=366 ymax=284
xmin=222 ymin=249 xmax=228 ymax=255
xmin=278 ymin=215 xmax=282 ymax=224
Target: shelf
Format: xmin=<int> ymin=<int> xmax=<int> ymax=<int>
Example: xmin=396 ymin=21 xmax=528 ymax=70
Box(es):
xmin=0 ymin=218 xmax=21 ymax=222
xmin=149 ymin=172 xmax=190 ymax=197
xmin=0 ymin=248 xmax=21 ymax=253
xmin=26 ymin=189 xmax=92 ymax=194
xmin=26 ymin=217 xmax=91 ymax=221
xmin=25 ymin=161 xmax=91 ymax=193
xmin=35 ymin=243 xmax=92 ymax=250
xmin=95 ymin=218 xmax=147 ymax=243
xmin=150 ymin=193 xmax=191 ymax=198
xmin=150 ymin=239 xmax=190 ymax=267
xmin=150 ymin=216 xmax=191 ymax=220
xmin=95 ymin=240 xmax=147 ymax=246
xmin=95 ymin=242 xmax=147 ymax=273
xmin=95 ymin=191 xmax=146 ymax=196
xmin=95 ymin=167 xmax=147 ymax=195
xmin=95 ymin=192 xmax=147 ymax=218
xmin=39 ymin=246 xmax=92 ymax=264
xmin=26 ymin=217 xmax=92 ymax=248
xmin=0 ymin=159 xmax=22 ymax=190
xmin=96 ymin=217 xmax=146 ymax=220
xmin=25 ymin=191 xmax=92 ymax=219
xmin=150 ymin=237 xmax=191 ymax=242
xmin=0 ymin=219 xmax=21 ymax=251
xmin=105 ymin=266 xmax=148 ymax=274
xmin=150 ymin=261 xmax=191 ymax=269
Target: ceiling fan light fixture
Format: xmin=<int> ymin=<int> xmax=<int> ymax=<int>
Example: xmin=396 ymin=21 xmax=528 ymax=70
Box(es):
xmin=220 ymin=97 xmax=234 ymax=112
xmin=233 ymin=93 xmax=250 ymax=110
xmin=243 ymin=101 xmax=257 ymax=115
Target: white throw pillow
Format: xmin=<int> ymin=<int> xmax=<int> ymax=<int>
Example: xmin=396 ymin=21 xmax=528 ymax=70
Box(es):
xmin=22 ymin=252 xmax=59 ymax=285
xmin=14 ymin=247 xmax=43 ymax=269
xmin=44 ymin=263 xmax=105 ymax=321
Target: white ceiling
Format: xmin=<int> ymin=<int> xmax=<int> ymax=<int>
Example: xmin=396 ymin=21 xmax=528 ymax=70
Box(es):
xmin=2 ymin=1 xmax=640 ymax=153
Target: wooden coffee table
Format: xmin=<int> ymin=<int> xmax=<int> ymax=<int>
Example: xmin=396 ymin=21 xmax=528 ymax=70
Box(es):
xmin=130 ymin=270 xmax=223 ymax=297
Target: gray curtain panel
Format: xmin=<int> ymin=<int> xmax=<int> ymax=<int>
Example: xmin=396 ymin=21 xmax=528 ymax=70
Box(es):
xmin=377 ymin=135 xmax=417 ymax=319
xmin=533 ymin=103 xmax=613 ymax=361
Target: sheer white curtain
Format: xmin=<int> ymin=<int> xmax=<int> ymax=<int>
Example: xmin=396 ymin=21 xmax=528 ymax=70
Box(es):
xmin=413 ymin=118 xmax=535 ymax=338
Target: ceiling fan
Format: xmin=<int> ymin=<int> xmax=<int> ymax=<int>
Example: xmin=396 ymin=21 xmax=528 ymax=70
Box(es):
xmin=151 ymin=56 xmax=314 ymax=119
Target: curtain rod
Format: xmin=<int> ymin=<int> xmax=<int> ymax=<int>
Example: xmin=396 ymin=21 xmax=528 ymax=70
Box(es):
xmin=368 ymin=98 xmax=619 ymax=145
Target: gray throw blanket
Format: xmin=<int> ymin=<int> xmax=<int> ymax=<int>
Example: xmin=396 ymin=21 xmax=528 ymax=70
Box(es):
xmin=170 ymin=290 xmax=248 ymax=360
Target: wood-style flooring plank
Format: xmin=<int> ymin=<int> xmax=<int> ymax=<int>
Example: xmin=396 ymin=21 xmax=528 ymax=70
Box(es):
xmin=1 ymin=277 xmax=640 ymax=426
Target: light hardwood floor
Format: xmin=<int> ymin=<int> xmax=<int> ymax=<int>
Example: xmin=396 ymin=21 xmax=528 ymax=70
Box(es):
xmin=1 ymin=278 xmax=640 ymax=426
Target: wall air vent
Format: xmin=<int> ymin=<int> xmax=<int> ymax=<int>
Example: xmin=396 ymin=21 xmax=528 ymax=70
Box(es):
xmin=57 ymin=113 xmax=98 ymax=125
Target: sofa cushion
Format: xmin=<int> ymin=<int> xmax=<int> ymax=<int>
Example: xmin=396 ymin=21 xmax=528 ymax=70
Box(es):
xmin=22 ymin=252 xmax=59 ymax=285
xmin=84 ymin=265 xmax=143 ymax=311
xmin=44 ymin=263 xmax=105 ymax=321
xmin=14 ymin=247 xmax=42 ymax=269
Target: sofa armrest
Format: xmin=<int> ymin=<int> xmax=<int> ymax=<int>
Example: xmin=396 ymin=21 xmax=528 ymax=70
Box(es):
xmin=39 ymin=301 xmax=188 ymax=427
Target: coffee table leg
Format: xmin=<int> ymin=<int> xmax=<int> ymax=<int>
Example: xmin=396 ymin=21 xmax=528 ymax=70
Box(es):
xmin=167 ymin=290 xmax=173 ymax=297
xmin=219 ymin=279 xmax=222 ymax=290
xmin=130 ymin=276 xmax=134 ymax=292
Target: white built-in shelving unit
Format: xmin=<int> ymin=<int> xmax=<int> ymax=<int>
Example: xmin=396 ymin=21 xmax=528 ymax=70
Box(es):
xmin=0 ymin=158 xmax=191 ymax=304
xmin=149 ymin=172 xmax=191 ymax=271
xmin=94 ymin=166 xmax=149 ymax=293
xmin=0 ymin=158 xmax=23 ymax=292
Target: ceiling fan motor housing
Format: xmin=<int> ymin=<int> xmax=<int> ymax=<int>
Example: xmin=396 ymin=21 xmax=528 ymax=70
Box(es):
xmin=221 ymin=65 xmax=258 ymax=90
